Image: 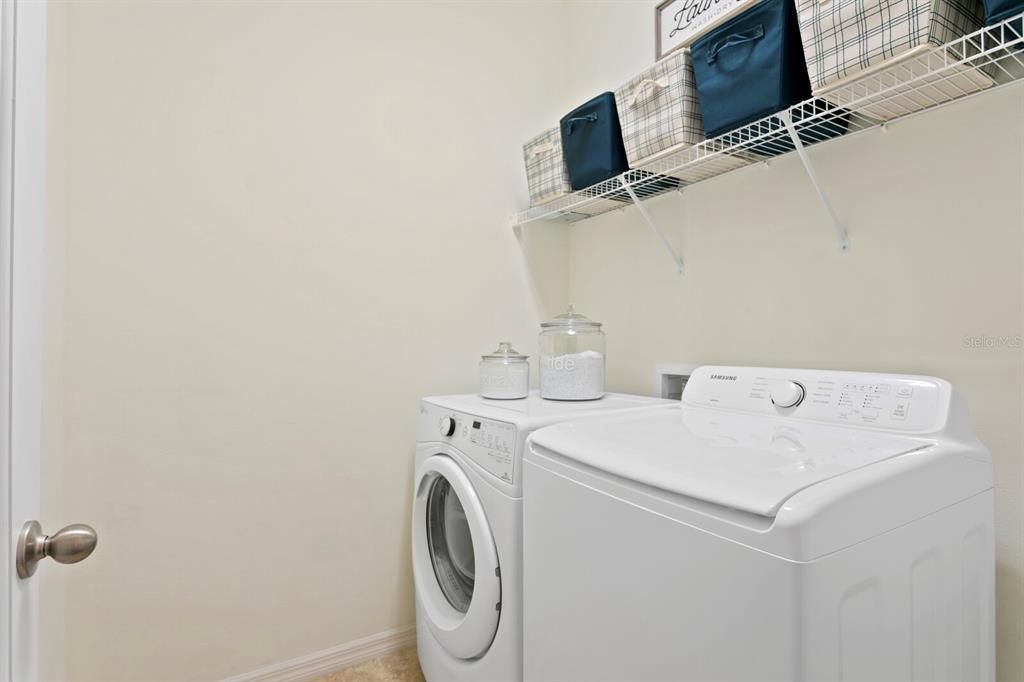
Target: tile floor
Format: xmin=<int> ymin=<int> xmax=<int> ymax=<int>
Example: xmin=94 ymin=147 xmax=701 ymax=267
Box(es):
xmin=316 ymin=647 xmax=424 ymax=682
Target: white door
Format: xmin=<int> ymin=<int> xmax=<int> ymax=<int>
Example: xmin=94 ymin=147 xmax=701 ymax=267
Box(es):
xmin=2 ymin=2 xmax=70 ymax=680
xmin=412 ymin=454 xmax=501 ymax=660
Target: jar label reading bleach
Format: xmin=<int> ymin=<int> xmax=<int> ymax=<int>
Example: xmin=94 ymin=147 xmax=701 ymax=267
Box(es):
xmin=479 ymin=360 xmax=529 ymax=400
xmin=540 ymin=351 xmax=605 ymax=400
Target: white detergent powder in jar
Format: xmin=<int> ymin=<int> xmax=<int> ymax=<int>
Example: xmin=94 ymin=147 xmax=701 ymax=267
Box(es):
xmin=540 ymin=350 xmax=605 ymax=400
xmin=539 ymin=306 xmax=606 ymax=400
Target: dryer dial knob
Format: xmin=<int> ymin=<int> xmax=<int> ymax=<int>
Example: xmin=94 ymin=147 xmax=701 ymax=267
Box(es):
xmin=439 ymin=416 xmax=456 ymax=437
xmin=771 ymin=381 xmax=805 ymax=409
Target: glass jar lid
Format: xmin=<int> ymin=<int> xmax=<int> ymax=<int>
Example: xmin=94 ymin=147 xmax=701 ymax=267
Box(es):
xmin=482 ymin=341 xmax=528 ymax=361
xmin=540 ymin=305 xmax=602 ymax=329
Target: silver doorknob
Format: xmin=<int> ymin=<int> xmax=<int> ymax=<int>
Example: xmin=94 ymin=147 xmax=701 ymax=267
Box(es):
xmin=16 ymin=520 xmax=98 ymax=579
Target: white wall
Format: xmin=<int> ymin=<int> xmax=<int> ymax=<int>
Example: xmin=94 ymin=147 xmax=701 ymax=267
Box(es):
xmin=43 ymin=2 xmax=569 ymax=680
xmin=560 ymin=3 xmax=1024 ymax=680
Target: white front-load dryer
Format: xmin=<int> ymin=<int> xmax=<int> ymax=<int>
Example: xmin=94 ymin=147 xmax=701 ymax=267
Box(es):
xmin=413 ymin=392 xmax=675 ymax=682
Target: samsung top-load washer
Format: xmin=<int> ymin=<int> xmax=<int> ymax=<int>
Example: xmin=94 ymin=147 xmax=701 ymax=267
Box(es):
xmin=413 ymin=391 xmax=675 ymax=682
xmin=523 ymin=366 xmax=994 ymax=682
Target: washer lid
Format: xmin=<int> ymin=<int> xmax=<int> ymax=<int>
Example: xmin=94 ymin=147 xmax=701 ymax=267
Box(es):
xmin=529 ymin=406 xmax=928 ymax=517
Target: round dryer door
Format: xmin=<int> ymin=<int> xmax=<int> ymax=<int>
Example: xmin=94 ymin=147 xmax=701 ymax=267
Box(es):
xmin=412 ymin=454 xmax=501 ymax=660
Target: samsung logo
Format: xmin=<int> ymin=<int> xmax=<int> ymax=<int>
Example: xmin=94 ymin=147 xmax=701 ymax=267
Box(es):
xmin=709 ymin=374 xmax=738 ymax=381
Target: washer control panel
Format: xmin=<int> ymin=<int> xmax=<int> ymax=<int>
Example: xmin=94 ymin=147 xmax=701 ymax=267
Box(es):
xmin=684 ymin=366 xmax=951 ymax=433
xmin=419 ymin=403 xmax=518 ymax=484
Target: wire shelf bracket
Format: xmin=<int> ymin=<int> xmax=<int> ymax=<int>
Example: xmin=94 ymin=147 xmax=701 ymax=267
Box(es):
xmin=777 ymin=110 xmax=850 ymax=253
xmin=620 ymin=176 xmax=686 ymax=274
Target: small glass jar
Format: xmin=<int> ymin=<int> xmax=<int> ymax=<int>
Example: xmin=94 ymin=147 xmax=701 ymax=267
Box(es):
xmin=539 ymin=306 xmax=605 ymax=401
xmin=479 ymin=342 xmax=529 ymax=400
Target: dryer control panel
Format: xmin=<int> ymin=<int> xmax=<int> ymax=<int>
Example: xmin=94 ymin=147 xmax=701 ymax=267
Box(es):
xmin=417 ymin=402 xmax=518 ymax=485
xmin=683 ymin=366 xmax=952 ymax=434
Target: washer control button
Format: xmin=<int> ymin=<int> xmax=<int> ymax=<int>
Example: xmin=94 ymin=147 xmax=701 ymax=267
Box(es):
xmin=771 ymin=381 xmax=806 ymax=409
xmin=439 ymin=416 xmax=456 ymax=437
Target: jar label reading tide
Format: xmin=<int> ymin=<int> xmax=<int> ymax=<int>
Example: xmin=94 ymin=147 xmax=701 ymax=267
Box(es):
xmin=540 ymin=351 xmax=605 ymax=400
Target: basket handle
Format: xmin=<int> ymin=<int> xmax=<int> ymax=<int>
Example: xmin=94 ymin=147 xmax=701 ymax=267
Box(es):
xmin=564 ymin=113 xmax=598 ymax=135
xmin=628 ymin=77 xmax=671 ymax=107
xmin=530 ymin=142 xmax=558 ymax=157
xmin=707 ymin=24 xmax=765 ymax=64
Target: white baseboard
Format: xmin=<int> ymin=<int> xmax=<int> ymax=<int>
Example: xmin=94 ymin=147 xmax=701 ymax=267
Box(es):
xmin=223 ymin=626 xmax=417 ymax=682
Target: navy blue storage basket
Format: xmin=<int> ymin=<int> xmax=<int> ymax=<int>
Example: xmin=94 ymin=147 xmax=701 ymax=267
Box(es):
xmin=560 ymin=92 xmax=630 ymax=191
xmin=691 ymin=0 xmax=812 ymax=139
xmin=983 ymin=0 xmax=1024 ymax=25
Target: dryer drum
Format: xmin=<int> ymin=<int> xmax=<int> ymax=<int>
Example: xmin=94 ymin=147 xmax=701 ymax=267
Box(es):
xmin=425 ymin=476 xmax=476 ymax=613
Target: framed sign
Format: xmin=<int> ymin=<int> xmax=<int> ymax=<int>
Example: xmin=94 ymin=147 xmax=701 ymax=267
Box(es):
xmin=656 ymin=0 xmax=756 ymax=59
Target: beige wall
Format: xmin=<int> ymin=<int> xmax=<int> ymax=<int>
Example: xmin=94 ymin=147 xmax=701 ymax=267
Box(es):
xmin=43 ymin=1 xmax=569 ymax=680
xmin=560 ymin=3 xmax=1024 ymax=680
xmin=41 ymin=2 xmax=68 ymax=680
xmin=43 ymin=0 xmax=1024 ymax=680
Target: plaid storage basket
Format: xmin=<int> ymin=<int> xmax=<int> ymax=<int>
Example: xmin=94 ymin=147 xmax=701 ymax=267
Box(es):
xmin=797 ymin=0 xmax=991 ymax=118
xmin=523 ymin=127 xmax=572 ymax=206
xmin=613 ymin=50 xmax=704 ymax=167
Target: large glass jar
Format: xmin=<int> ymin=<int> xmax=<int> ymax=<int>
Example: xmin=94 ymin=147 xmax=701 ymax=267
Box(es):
xmin=479 ymin=342 xmax=529 ymax=400
xmin=539 ymin=306 xmax=605 ymax=400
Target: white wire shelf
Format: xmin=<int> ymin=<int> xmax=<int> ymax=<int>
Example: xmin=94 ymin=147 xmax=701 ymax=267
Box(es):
xmin=513 ymin=14 xmax=1024 ymax=228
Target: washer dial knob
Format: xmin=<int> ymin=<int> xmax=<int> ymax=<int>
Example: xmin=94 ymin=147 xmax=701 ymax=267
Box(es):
xmin=771 ymin=381 xmax=806 ymax=409
xmin=439 ymin=416 xmax=456 ymax=437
